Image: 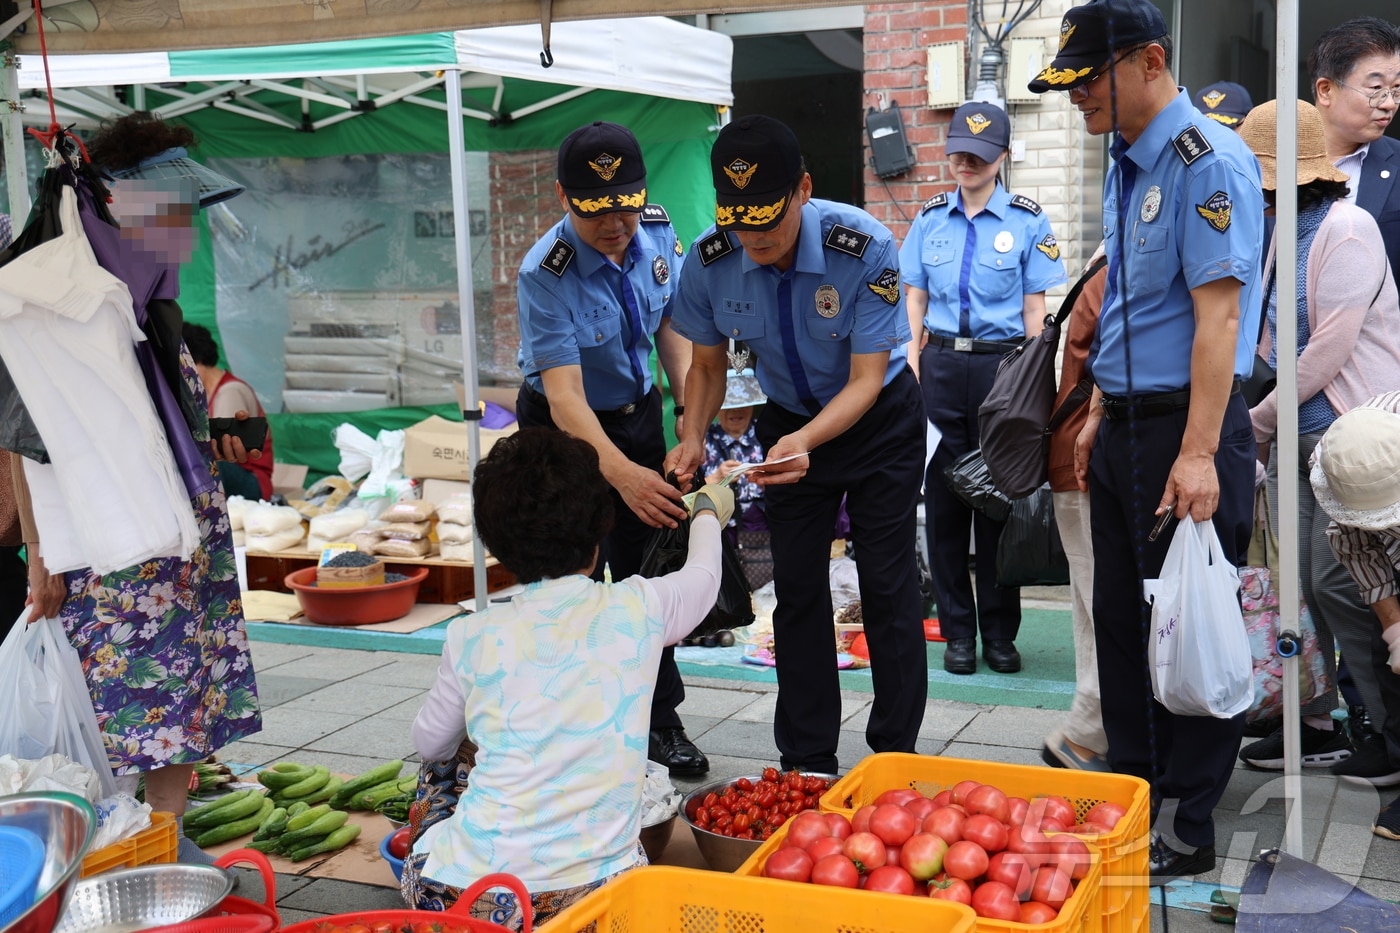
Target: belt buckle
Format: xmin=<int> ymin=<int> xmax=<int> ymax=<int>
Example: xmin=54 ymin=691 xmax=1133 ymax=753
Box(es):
xmin=954 ymin=337 xmax=973 ymax=352
xmin=618 ymin=403 xmax=637 ymax=416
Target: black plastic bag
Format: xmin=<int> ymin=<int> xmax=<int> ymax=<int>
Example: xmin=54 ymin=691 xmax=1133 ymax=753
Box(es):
xmin=640 ymin=519 xmax=755 ymax=638
xmin=942 ymin=449 xmax=1011 ymax=523
xmin=995 ymin=484 xmax=1070 ymax=587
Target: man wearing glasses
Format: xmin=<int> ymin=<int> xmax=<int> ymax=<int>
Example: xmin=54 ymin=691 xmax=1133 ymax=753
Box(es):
xmin=1028 ymin=0 xmax=1263 ymax=884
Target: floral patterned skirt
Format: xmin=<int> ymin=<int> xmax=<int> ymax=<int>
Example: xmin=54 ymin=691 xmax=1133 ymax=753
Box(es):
xmin=58 ymin=470 xmax=261 ymax=774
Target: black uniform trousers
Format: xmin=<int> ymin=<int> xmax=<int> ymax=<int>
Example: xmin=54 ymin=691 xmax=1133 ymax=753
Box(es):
xmin=920 ymin=342 xmax=1020 ymax=642
xmin=514 ymin=383 xmax=685 ymax=730
xmin=1088 ymin=391 xmax=1254 ymax=849
xmin=757 ymin=368 xmax=927 ymax=773
xmin=0 ymin=544 xmax=25 ymax=643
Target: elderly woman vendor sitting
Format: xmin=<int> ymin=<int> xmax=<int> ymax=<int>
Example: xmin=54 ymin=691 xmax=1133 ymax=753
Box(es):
xmin=403 ymin=428 xmax=730 ymax=926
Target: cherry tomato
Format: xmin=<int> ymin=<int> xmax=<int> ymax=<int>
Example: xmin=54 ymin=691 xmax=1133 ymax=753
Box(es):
xmin=735 ymin=777 xmax=754 ymax=792
xmin=732 ymin=813 xmax=751 ymax=832
xmin=703 ymin=792 xmax=719 ymax=809
xmin=763 ymin=767 xmax=781 ymax=782
xmin=756 ymin=789 xmax=777 ymax=808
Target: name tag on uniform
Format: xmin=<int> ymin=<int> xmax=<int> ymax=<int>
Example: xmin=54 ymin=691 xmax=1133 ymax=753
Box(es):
xmin=577 ymin=304 xmax=613 ymax=323
xmin=930 ymin=238 xmax=953 ymax=249
xmin=723 ymin=299 xmax=757 ymax=316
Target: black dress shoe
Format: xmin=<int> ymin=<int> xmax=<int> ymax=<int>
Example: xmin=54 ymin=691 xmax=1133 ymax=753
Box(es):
xmin=1148 ymin=836 xmax=1216 ymax=885
xmin=943 ymin=638 xmax=977 ymax=675
xmin=983 ymin=640 xmax=1022 ymax=673
xmin=649 ymin=727 xmax=710 ymax=777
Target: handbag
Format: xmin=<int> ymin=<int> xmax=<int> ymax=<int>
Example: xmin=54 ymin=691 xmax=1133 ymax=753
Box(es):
xmin=978 ymin=256 xmax=1107 ymax=500
xmin=942 ymin=449 xmax=1011 ymax=523
xmin=995 ymin=484 xmax=1070 ymax=587
xmin=639 ymin=519 xmax=755 ymax=638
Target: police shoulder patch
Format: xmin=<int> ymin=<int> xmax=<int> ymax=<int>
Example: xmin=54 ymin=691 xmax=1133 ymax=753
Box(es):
xmin=697 ymin=230 xmax=735 ymax=266
xmin=921 ymin=192 xmax=948 ymax=214
xmin=867 ymin=268 xmax=900 ymax=305
xmin=1010 ymin=194 xmax=1042 ymax=215
xmin=825 ymin=224 xmax=871 ymax=259
xmin=641 ymin=203 xmax=670 ymax=223
xmin=540 ymin=238 xmax=575 ymax=277
xmin=1172 ymin=126 xmax=1213 ymax=166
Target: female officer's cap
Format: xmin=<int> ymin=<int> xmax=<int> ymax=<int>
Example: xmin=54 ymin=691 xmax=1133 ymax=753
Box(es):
xmin=710 ymin=115 xmax=804 ymax=232
xmin=558 ymin=121 xmax=648 ymax=217
xmin=946 ymin=102 xmax=1010 ymax=162
xmin=1027 ymin=0 xmax=1169 ymax=94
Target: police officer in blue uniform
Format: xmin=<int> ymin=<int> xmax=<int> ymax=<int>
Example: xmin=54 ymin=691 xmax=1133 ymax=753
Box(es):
xmin=515 ymin=121 xmax=707 ymax=776
xmin=1192 ymin=81 xmax=1254 ymax=129
xmin=664 ymin=115 xmax=927 ymax=773
xmin=1029 ymin=0 xmax=1263 ymax=883
xmin=899 ymin=101 xmax=1066 ymax=676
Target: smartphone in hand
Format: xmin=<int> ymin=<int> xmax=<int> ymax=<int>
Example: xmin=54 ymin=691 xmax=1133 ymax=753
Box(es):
xmin=209 ymin=416 xmax=268 ymax=452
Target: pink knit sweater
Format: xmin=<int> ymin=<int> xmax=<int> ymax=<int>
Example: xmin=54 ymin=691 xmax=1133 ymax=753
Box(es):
xmin=1252 ymin=200 xmax=1400 ymax=443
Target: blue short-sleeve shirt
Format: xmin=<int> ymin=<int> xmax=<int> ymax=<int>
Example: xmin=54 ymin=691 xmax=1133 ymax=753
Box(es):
xmin=1092 ymin=90 xmax=1264 ymax=395
xmin=898 ymin=184 xmax=1067 ymax=340
xmin=670 ymin=199 xmax=910 ymax=413
xmin=516 ymin=209 xmax=683 ymax=409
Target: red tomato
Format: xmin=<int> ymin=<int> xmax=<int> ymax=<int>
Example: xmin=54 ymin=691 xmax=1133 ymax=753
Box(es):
xmin=1019 ymin=901 xmax=1060 ymax=924
xmin=851 ymin=805 xmax=876 ymax=834
xmin=824 ymin=813 xmax=853 ymax=839
xmin=735 ymin=777 xmax=754 ymax=792
xmin=873 ymin=788 xmax=924 ymax=808
xmin=841 ymin=831 xmax=887 ymax=872
xmin=786 ymin=810 xmax=832 ymax=850
xmin=387 ymin=826 xmax=412 ymax=859
xmin=1039 ymin=795 xmax=1077 ymax=829
xmin=942 ymin=840 xmax=989 ymax=881
xmin=965 ymin=784 xmax=1010 ymax=824
xmin=903 ymin=796 xmax=937 ymax=821
xmin=806 ymin=836 xmax=846 ymax=862
xmin=929 ymin=790 xmax=953 ymax=808
xmin=922 ymin=807 xmax=965 ymax=844
xmin=732 ymin=813 xmax=751 ymax=832
xmin=885 ymin=845 xmax=902 ymax=868
xmin=961 ymin=813 xmax=1009 ymax=853
xmin=985 ymin=851 xmax=1033 ymax=898
xmin=869 ymin=804 xmax=918 ymax=846
xmin=1005 ymin=823 xmax=1052 ymax=865
xmin=811 ymin=854 xmax=860 ymax=888
xmin=1073 ymin=821 xmax=1112 ymax=836
xmin=1050 ymin=835 xmax=1092 ymax=880
xmin=762 ymin=767 xmax=781 ymax=783
xmin=927 ymin=875 xmax=973 ymax=906
xmin=899 ymin=832 xmax=949 ymax=881
xmin=1083 ymin=802 xmax=1127 ymax=831
xmin=950 ymin=780 xmax=982 ymax=806
xmin=1031 ymin=865 xmax=1075 ymax=910
xmin=971 ymin=880 xmax=1022 ymax=921
xmin=763 ymin=846 xmax=814 ymax=882
xmin=863 ymin=865 xmax=917 ymax=896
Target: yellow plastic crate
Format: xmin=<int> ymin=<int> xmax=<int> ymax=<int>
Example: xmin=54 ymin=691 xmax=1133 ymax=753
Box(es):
xmin=539 ymin=865 xmax=977 ymax=933
xmin=80 ymin=811 xmax=177 ymax=877
xmin=734 ymin=813 xmax=1103 ymax=933
xmin=819 ymin=754 xmax=1150 ymax=933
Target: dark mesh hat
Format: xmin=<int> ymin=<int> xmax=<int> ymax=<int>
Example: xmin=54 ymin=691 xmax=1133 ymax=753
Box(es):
xmin=710 ymin=115 xmax=804 ymax=232
xmin=557 ymin=121 xmax=647 ymax=217
xmin=947 ymin=102 xmax=1011 ymax=161
xmin=1194 ymin=82 xmax=1254 ymax=126
xmin=1027 ymin=0 xmax=1169 ymax=93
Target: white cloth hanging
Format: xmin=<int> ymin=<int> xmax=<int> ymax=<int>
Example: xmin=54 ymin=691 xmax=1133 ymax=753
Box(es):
xmin=0 ymin=185 xmax=199 ymax=573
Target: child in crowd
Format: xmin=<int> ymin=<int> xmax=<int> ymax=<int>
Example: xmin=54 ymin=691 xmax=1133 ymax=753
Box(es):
xmin=403 ymin=428 xmax=731 ymax=927
xmin=701 ymin=368 xmax=768 ymax=533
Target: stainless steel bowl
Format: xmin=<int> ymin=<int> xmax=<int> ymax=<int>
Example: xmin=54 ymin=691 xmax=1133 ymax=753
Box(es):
xmin=0 ymin=792 xmax=96 ymax=933
xmin=52 ymin=863 xmax=233 ymax=933
xmin=638 ymin=814 xmax=676 ymax=863
xmin=679 ymin=772 xmax=839 ymax=872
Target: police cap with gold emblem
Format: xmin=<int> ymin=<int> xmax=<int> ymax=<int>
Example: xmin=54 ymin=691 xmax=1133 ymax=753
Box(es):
xmin=947 ymin=101 xmax=1010 ymax=162
xmin=558 ymin=121 xmax=648 ymax=217
xmin=710 ymin=114 xmax=805 ymax=232
xmin=1193 ymin=82 xmax=1253 ymax=127
xmin=1026 ymin=0 xmax=1168 ymax=94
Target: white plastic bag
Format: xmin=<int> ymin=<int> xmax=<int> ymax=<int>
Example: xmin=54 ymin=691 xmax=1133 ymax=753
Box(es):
xmin=0 ymin=615 xmax=118 ymax=797
xmin=1143 ymin=519 xmax=1253 ymax=718
xmin=334 ymin=423 xmax=405 ymax=496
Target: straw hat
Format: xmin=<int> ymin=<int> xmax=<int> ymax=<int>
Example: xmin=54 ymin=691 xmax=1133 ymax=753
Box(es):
xmin=1310 ymin=407 xmax=1400 ymax=531
xmin=1238 ymin=99 xmax=1349 ymax=191
xmin=721 ymin=369 xmax=766 ymax=410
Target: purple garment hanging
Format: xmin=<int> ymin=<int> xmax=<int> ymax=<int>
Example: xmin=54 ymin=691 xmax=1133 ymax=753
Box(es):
xmin=76 ymin=181 xmax=215 ymax=499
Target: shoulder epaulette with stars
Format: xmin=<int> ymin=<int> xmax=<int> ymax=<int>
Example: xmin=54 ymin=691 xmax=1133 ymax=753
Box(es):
xmin=641 ymin=203 xmax=670 ymax=223
xmin=1009 ymin=194 xmax=1042 ymax=215
xmin=539 ymin=238 xmax=574 ymax=277
xmin=824 ymin=224 xmax=871 ymax=259
xmin=1172 ymin=126 xmax=1213 ymax=166
xmin=920 ymin=193 xmax=948 ymax=214
xmin=697 ymin=230 xmax=735 ymax=266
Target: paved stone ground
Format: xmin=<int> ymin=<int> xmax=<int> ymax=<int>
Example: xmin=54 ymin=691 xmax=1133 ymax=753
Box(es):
xmin=224 ymin=639 xmax=1400 ymax=931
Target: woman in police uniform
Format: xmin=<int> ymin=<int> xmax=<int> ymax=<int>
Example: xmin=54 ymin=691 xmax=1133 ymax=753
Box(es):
xmin=899 ymin=101 xmax=1066 ymax=676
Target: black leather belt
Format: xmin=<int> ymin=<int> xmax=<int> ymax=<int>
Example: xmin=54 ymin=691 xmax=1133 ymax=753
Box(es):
xmin=926 ymin=332 xmax=1023 ymax=354
xmin=1100 ymin=378 xmax=1241 ymax=421
xmin=523 ymin=384 xmax=642 ymax=421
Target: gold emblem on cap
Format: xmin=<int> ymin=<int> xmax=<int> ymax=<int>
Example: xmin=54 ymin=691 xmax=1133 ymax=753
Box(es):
xmin=717 ymin=195 xmax=788 ymax=228
xmin=571 ymin=196 xmax=615 ymax=213
xmin=617 ymin=189 xmax=646 ymax=209
xmin=589 ymin=153 xmax=621 ymax=182
xmin=1034 ymin=64 xmax=1093 ymax=86
xmin=1059 ymin=21 xmax=1076 ymax=51
xmin=1201 ymin=90 xmax=1226 ymax=109
xmin=966 ymin=113 xmax=992 ymax=135
xmin=724 ymin=158 xmax=759 ymax=190
xmin=1204 ymin=113 xmax=1239 ymax=125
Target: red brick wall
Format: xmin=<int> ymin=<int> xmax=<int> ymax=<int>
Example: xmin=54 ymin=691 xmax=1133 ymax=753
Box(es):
xmin=863 ymin=2 xmax=965 ymax=243
xmin=483 ymin=149 xmax=555 ymax=382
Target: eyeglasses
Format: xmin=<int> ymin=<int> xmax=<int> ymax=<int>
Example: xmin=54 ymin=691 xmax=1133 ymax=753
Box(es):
xmin=1062 ymin=44 xmax=1151 ymax=95
xmin=1337 ymin=81 xmax=1400 ymax=108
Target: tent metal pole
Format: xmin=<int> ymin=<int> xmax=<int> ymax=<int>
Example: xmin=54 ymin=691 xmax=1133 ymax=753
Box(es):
xmin=1274 ymin=0 xmax=1303 ymax=859
xmin=1 ymin=49 xmax=28 ymax=222
xmin=445 ymin=67 xmax=489 ymax=612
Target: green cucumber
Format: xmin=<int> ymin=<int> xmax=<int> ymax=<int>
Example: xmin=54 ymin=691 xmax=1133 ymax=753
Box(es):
xmin=289 ymin=824 xmax=361 ymax=862
xmin=285 ymin=803 xmax=331 ymax=832
xmin=278 ymin=809 xmax=349 ymax=848
xmin=258 ymin=765 xmax=314 ymax=790
xmin=287 ymin=801 xmax=311 ymax=818
xmin=184 ymin=789 xmax=260 ymax=829
xmin=279 ymin=765 xmax=330 ymax=798
xmin=329 ymin=760 xmax=404 ymax=809
xmin=297 ymin=775 xmax=344 ymax=807
xmin=252 ymin=807 xmax=288 ymax=842
xmin=194 ymin=797 xmax=275 ymax=847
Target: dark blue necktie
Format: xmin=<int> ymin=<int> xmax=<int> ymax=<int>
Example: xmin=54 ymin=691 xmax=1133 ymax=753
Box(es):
xmin=774 ymin=268 xmax=820 ymax=415
xmin=617 ymin=265 xmax=646 ymax=397
xmin=956 ymin=220 xmax=978 ymax=337
xmin=1101 ymin=137 xmax=1138 ymax=320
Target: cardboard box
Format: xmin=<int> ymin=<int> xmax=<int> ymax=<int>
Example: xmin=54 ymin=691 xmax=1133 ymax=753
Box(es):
xmin=402 ymin=415 xmax=516 ymax=481
xmin=422 ymin=478 xmax=473 ymax=504
xmin=272 ymin=462 xmax=309 ymax=498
